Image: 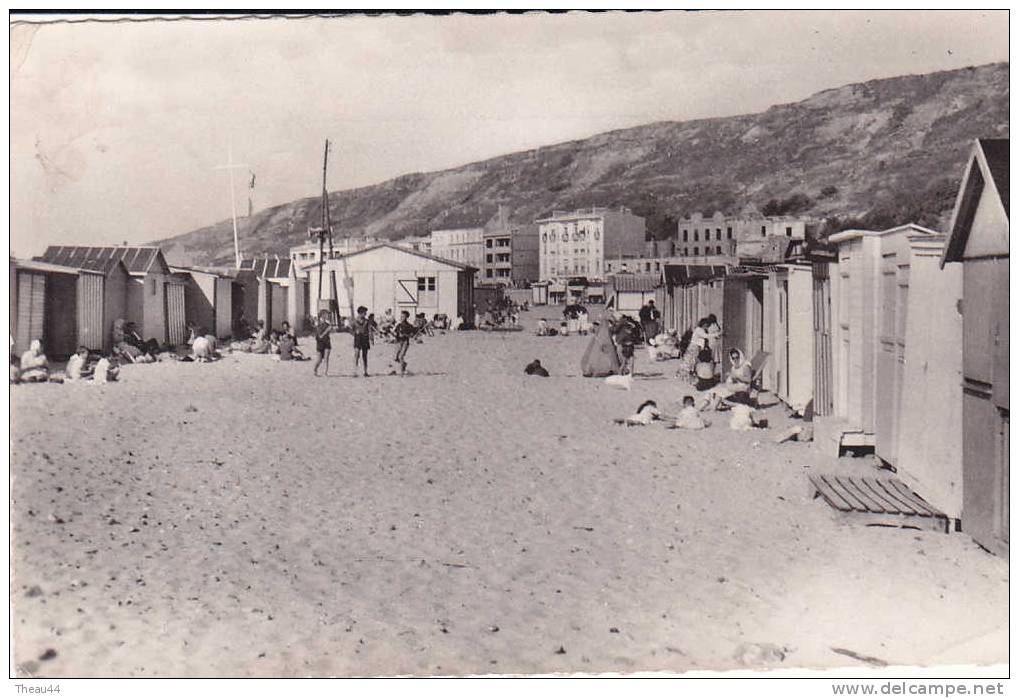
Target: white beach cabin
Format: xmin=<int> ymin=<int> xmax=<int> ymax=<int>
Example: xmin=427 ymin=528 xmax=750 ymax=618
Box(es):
xmin=304 ymin=243 xmax=476 ymax=322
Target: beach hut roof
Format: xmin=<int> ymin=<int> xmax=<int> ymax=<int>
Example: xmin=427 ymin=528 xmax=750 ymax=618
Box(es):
xmin=662 ymin=264 xmax=728 ymax=286
xmin=239 ymin=256 xmax=292 ymax=279
xmin=13 ymin=258 xmax=82 ymax=276
xmin=76 ymin=257 xmax=129 ymax=276
xmin=610 ymin=272 xmax=661 ymax=292
xmin=942 ymin=138 xmax=1009 ymax=266
xmin=39 ymin=245 xmax=167 ymax=275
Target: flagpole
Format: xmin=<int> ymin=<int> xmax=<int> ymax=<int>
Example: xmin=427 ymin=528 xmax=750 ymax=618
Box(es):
xmin=228 ymin=147 xmax=240 ymax=268
xmin=214 ymin=140 xmax=248 ymax=269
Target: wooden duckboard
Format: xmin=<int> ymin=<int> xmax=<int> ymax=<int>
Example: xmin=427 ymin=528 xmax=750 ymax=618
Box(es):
xmin=809 ymin=474 xmax=950 ymax=533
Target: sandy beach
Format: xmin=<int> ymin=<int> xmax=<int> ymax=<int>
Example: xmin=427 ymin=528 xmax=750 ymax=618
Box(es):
xmin=9 ymin=311 xmax=1008 ymax=677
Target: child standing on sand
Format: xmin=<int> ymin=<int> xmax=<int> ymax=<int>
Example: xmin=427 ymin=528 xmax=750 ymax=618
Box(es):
xmin=391 ymin=310 xmax=416 ymax=376
xmin=313 ymin=313 xmax=333 ymax=377
xmin=352 ymin=305 xmax=372 ymax=377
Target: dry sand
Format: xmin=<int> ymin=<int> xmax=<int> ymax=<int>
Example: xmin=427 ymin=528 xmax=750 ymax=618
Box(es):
xmin=9 ymin=312 xmax=1009 ymax=677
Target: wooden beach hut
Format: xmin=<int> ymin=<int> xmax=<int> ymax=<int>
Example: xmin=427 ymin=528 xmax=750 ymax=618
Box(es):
xmin=38 ymin=246 xmax=181 ymax=346
xmin=766 ymin=263 xmax=814 ymax=413
xmin=170 ymin=266 xmax=236 ymax=339
xmin=74 ymin=257 xmax=130 ymax=353
xmin=660 ymin=264 xmax=726 ymax=336
xmin=238 ymin=256 xmax=292 ymax=332
xmin=10 ymin=259 xmax=80 ymax=358
xmin=607 ymin=272 xmax=662 ymax=319
xmin=808 ymin=243 xmax=839 ymax=418
xmin=531 ymin=281 xmax=549 ymax=306
xmin=941 ymin=138 xmax=1009 ymax=556
xmin=818 ymin=224 xmax=937 ymax=454
xmin=895 ymin=233 xmax=963 ymax=522
xmin=720 ymin=269 xmax=767 ymax=382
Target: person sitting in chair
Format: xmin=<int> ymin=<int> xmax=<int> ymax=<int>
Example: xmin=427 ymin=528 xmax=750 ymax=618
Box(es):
xmin=702 ymin=348 xmax=754 ymax=411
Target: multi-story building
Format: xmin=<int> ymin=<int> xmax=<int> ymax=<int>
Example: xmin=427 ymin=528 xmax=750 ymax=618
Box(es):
xmin=673 ymin=211 xmax=813 ymax=259
xmin=536 ymin=207 xmax=646 ymax=281
xmin=393 ymin=234 xmax=432 ymax=254
xmin=430 ymin=227 xmax=485 ymax=269
xmin=480 ymin=207 xmax=539 ymax=285
xmin=290 ymin=237 xmax=381 ymax=267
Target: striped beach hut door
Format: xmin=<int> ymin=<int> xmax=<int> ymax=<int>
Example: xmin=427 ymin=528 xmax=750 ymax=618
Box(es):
xmin=15 ymin=271 xmax=46 ymax=355
xmin=77 ymin=272 xmax=105 ymax=351
xmin=165 ymin=283 xmax=187 ymax=346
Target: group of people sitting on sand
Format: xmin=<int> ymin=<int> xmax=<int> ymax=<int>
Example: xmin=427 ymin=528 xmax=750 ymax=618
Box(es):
xmin=535 ymin=304 xmax=592 ymax=337
xmin=11 ymin=338 xmax=120 ymax=385
xmin=228 ymin=318 xmax=305 ymax=361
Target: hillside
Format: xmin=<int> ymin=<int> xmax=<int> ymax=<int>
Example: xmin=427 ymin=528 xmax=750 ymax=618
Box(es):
xmin=154 ymin=62 xmax=1009 ymax=266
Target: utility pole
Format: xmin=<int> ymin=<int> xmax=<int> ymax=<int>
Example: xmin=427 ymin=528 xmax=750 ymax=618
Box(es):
xmin=214 ymin=140 xmax=247 ymax=268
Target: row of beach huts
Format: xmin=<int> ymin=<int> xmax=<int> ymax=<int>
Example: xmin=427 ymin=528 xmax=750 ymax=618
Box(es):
xmin=10 ymin=241 xmax=488 ymax=359
xmin=599 ymin=139 xmax=1008 ymax=556
xmin=10 ymin=248 xmax=311 ymax=357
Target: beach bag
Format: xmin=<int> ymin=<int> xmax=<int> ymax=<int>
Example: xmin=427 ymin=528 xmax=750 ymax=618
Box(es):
xmin=580 ymin=319 xmax=621 ymax=377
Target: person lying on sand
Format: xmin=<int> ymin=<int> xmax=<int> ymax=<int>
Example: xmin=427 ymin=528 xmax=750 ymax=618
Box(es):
xmin=613 ymin=399 xmax=662 ymax=426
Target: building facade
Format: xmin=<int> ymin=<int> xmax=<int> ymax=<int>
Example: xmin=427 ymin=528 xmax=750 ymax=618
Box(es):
xmin=481 ymin=208 xmax=539 ymax=285
xmin=393 ymin=235 xmax=432 ymax=255
xmin=430 ymin=227 xmax=485 ymax=269
xmin=290 ymin=238 xmax=382 ymax=267
xmin=673 ymin=211 xmax=813 ymax=259
xmin=536 ymin=207 xmax=646 ymax=281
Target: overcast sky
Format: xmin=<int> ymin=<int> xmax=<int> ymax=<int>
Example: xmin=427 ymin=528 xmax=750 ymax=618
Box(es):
xmin=9 ymin=10 xmax=1009 ymax=257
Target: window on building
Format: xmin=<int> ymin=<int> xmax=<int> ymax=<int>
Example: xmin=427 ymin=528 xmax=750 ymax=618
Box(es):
xmin=655 ymin=262 xmax=661 ymax=271
xmin=486 ymin=239 xmax=493 ymax=248
xmin=682 ymin=229 xmax=688 ymax=241
xmin=694 ymin=247 xmax=699 ymax=255
xmin=645 ymin=262 xmax=651 ymax=271
xmin=716 ymin=246 xmax=722 ymax=255
xmin=594 ymin=230 xmax=600 ymax=240
xmin=761 ymin=225 xmax=767 ymax=237
xmin=486 ymin=269 xmax=493 ymax=278
xmin=786 ymin=226 xmax=793 ymax=237
xmin=716 ymin=228 xmax=722 ymax=240
xmin=417 ymin=276 xmax=436 ymax=291
xmin=694 ymin=229 xmax=699 ymax=241
xmin=727 ymin=227 xmax=733 ymax=239
xmin=683 ymin=247 xmax=688 ymax=256
xmin=486 ymin=254 xmax=493 ymax=263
